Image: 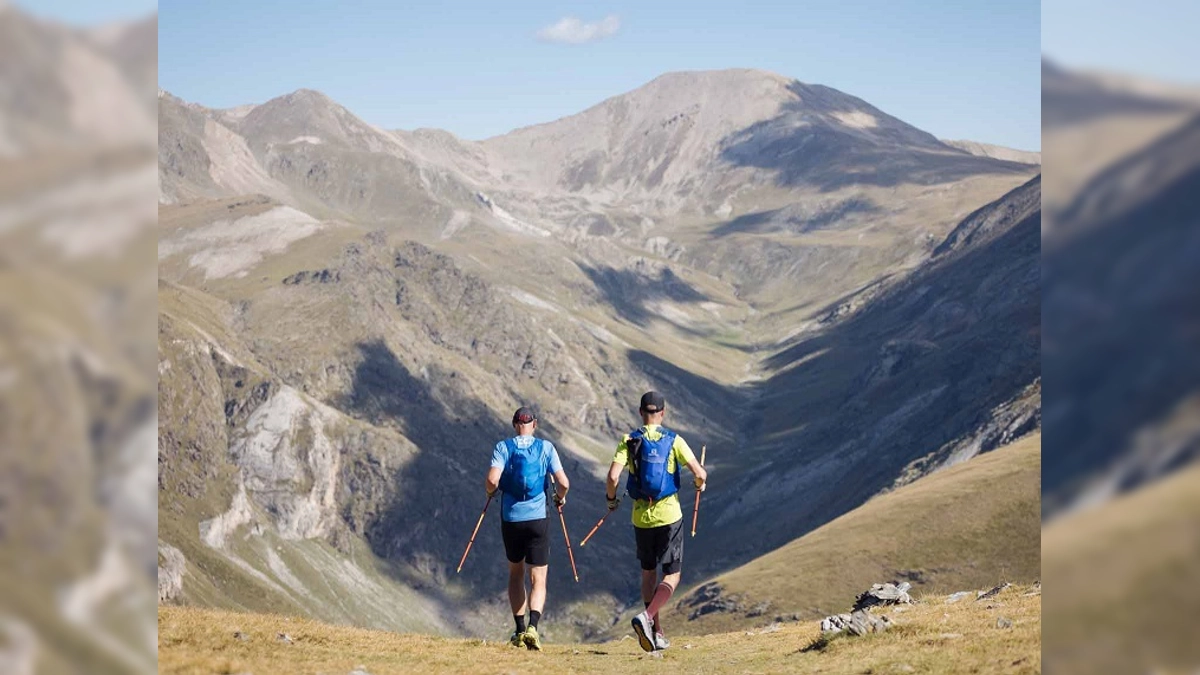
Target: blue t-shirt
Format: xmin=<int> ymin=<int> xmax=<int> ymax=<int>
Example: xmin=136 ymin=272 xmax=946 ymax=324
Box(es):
xmin=491 ymin=436 xmax=563 ymax=523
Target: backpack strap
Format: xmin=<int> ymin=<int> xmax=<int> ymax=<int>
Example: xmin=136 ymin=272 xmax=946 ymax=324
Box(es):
xmin=625 ymin=429 xmax=644 ymax=501
xmin=533 ymin=438 xmax=548 ymax=492
xmin=661 ymin=429 xmax=680 ymax=487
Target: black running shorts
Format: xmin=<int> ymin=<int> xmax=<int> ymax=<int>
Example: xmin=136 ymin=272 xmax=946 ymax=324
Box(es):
xmin=501 ymin=518 xmax=550 ymax=566
xmin=635 ymin=518 xmax=684 ymax=574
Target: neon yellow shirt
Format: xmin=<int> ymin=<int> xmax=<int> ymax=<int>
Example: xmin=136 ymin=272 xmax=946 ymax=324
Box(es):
xmin=612 ymin=425 xmax=697 ymax=529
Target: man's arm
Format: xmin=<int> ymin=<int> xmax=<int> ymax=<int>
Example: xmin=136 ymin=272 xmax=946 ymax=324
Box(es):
xmin=552 ymin=469 xmax=569 ymax=501
xmin=686 ymin=456 xmax=707 ymax=491
xmin=485 ymin=466 xmax=502 ymax=496
xmin=605 ymin=462 xmax=624 ymax=499
xmin=677 ymin=437 xmax=708 ymax=490
xmin=547 ymin=444 xmax=569 ymax=503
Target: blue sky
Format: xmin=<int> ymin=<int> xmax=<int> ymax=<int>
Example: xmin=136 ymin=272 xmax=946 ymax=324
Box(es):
xmin=16 ymin=0 xmax=156 ymax=25
xmin=1043 ymin=0 xmax=1200 ymax=85
xmin=153 ymin=1 xmax=1041 ymax=149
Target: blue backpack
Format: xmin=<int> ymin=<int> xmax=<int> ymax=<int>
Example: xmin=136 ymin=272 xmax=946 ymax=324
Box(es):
xmin=625 ymin=428 xmax=680 ymax=502
xmin=499 ymin=438 xmax=550 ymax=501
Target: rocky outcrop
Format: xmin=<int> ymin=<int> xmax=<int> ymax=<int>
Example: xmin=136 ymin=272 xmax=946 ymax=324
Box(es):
xmin=0 ymin=617 xmax=38 ymax=675
xmin=820 ymin=609 xmax=893 ymax=636
xmin=227 ymin=387 xmax=342 ymax=541
xmin=820 ymin=582 xmax=911 ymax=636
xmin=157 ymin=543 xmax=186 ymax=603
xmin=891 ymin=380 xmax=1041 ymax=490
xmin=853 ymin=582 xmax=914 ymax=610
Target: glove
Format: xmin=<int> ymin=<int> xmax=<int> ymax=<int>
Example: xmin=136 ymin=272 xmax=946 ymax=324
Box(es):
xmin=553 ymin=493 xmax=567 ymax=508
xmin=606 ymin=495 xmax=620 ymax=511
xmin=694 ymin=476 xmax=706 ymax=492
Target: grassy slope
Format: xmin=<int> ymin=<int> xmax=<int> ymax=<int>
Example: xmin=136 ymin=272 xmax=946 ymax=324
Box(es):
xmin=1042 ymin=462 xmax=1200 ymax=674
xmin=159 ymin=584 xmax=1039 ymax=675
xmin=666 ymin=434 xmax=1041 ymax=635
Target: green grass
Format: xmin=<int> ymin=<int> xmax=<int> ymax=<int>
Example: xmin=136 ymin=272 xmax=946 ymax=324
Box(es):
xmin=666 ymin=434 xmax=1042 ymax=635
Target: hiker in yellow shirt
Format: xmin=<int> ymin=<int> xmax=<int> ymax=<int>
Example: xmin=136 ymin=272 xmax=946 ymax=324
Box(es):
xmin=605 ymin=391 xmax=707 ymax=652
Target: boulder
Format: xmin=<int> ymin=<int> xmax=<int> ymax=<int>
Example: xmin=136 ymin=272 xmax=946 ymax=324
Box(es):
xmin=853 ymin=581 xmax=913 ymax=611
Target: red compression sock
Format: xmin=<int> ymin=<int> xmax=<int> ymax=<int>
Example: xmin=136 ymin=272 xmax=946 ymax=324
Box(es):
xmin=645 ymin=582 xmax=674 ymax=619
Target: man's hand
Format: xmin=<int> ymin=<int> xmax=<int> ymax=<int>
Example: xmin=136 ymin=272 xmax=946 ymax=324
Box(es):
xmin=694 ymin=475 xmax=706 ymax=492
xmin=606 ymin=495 xmax=620 ymax=511
xmin=487 ymin=487 xmax=498 ymax=499
xmin=553 ymin=493 xmax=567 ymax=508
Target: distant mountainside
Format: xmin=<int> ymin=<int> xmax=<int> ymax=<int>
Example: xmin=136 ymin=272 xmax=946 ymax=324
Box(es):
xmin=156 ymin=68 xmax=1040 ymax=640
xmin=667 ymin=433 xmax=1040 ymax=636
xmin=943 ymin=139 xmax=1040 ymax=165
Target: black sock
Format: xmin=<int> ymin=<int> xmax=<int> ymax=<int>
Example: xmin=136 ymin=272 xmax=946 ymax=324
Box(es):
xmin=514 ymin=615 xmax=526 ymax=633
xmin=529 ymin=610 xmax=542 ymax=629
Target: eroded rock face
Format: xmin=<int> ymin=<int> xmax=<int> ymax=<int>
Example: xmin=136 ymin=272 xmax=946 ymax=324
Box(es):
xmin=157 ymin=543 xmax=186 ymax=603
xmin=198 ymin=483 xmax=253 ymax=548
xmin=0 ymin=617 xmax=38 ymax=675
xmin=228 ymin=387 xmax=341 ymax=541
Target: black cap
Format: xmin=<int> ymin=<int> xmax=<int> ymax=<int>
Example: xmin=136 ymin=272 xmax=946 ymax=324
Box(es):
xmin=639 ymin=391 xmax=665 ymax=413
xmin=512 ymin=407 xmax=537 ymax=425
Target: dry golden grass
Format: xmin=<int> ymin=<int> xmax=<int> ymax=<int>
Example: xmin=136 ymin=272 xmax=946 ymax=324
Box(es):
xmin=668 ymin=435 xmax=1042 ymax=635
xmin=1042 ymin=462 xmax=1200 ymax=674
xmin=159 ymin=584 xmax=1039 ymax=675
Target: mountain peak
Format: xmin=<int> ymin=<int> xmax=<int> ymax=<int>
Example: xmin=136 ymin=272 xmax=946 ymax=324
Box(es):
xmin=238 ymin=86 xmax=403 ymax=154
xmin=273 ymin=88 xmax=339 ymax=108
xmin=645 ymin=67 xmax=794 ymax=86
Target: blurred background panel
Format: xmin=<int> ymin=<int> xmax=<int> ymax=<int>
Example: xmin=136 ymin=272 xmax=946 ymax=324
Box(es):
xmin=1042 ymin=1 xmax=1200 ymax=672
xmin=0 ymin=0 xmax=157 ymax=673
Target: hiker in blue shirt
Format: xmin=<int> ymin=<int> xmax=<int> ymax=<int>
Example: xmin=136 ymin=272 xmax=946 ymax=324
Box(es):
xmin=485 ymin=407 xmax=569 ymax=651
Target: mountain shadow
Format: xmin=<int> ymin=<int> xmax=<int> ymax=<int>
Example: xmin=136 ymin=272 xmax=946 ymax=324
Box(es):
xmin=626 ymin=349 xmax=743 ymax=442
xmin=1041 ymin=117 xmax=1200 ymax=515
xmin=578 ymin=264 xmax=710 ymax=326
xmin=337 ymin=340 xmax=642 ymax=638
xmin=686 ymin=176 xmax=1041 ymax=580
xmin=710 ymin=197 xmax=879 ymax=238
xmin=719 ymin=81 xmax=1032 ymax=191
xmin=1041 ymin=59 xmax=1194 ymax=129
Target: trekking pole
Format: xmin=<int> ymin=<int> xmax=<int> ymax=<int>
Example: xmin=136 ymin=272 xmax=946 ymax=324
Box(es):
xmin=456 ymin=493 xmax=493 ymax=573
xmin=579 ymin=511 xmax=611 ymax=547
xmin=548 ymin=475 xmax=579 ymax=582
xmin=691 ymin=445 xmax=707 ymax=537
xmin=581 ymin=490 xmax=626 ymax=546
